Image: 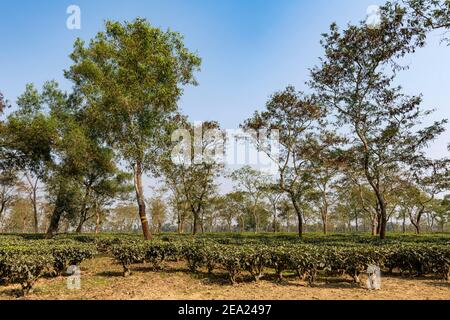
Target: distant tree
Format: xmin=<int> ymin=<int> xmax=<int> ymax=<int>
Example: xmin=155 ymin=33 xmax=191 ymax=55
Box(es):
xmin=106 ymin=204 xmax=140 ymax=232
xmin=225 ymin=191 xmax=248 ymax=233
xmin=168 ymin=195 xmax=190 ymax=234
xmin=403 ymin=159 xmax=450 ymax=234
xmin=148 ymin=197 xmax=167 ymax=234
xmin=241 ymin=86 xmax=324 ymax=237
xmin=3 ymin=197 xmax=33 ymax=233
xmin=435 ymin=195 xmax=450 ymax=232
xmin=213 ymin=194 xmax=239 ymax=232
xmin=230 ymin=166 xmax=269 ymax=233
xmin=306 ymin=132 xmax=345 ymax=234
xmin=162 ymin=121 xmax=223 ymax=234
xmin=66 ymin=18 xmax=201 ymax=240
xmin=261 ymin=184 xmax=284 ymax=233
xmin=277 ymin=198 xmax=295 ymax=232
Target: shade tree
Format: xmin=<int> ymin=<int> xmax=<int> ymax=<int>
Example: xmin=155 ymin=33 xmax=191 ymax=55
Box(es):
xmin=65 ymin=18 xmax=201 ymax=240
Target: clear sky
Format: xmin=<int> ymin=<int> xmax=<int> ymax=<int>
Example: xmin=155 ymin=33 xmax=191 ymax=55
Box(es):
xmin=1 ymin=0 xmax=449 ymax=162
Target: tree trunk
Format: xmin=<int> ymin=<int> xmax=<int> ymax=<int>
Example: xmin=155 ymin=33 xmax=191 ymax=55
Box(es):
xmin=200 ymin=208 xmax=205 ymax=233
xmin=410 ymin=208 xmax=424 ymax=235
xmin=322 ymin=213 xmax=328 ymax=235
xmin=46 ymin=206 xmax=63 ymax=239
xmin=192 ymin=208 xmax=201 ymax=235
xmin=290 ymin=196 xmax=303 ymax=238
xmin=177 ymin=212 xmax=183 ymax=234
xmin=321 ymin=189 xmax=328 ymax=235
xmin=402 ymin=212 xmax=406 ymax=233
xmin=371 ymin=221 xmax=377 ymax=236
xmin=32 ymin=187 xmax=38 ymax=233
xmin=133 ymin=163 xmax=152 ymax=240
xmin=75 ymin=218 xmax=84 ymax=233
xmin=95 ymin=209 xmax=101 ymax=234
xmin=25 ymin=175 xmax=40 ymax=233
xmin=252 ymin=204 xmax=259 ymax=234
xmin=379 ymin=213 xmax=387 ymax=239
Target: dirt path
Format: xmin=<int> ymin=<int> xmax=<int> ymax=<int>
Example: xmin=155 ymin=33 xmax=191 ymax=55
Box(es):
xmin=1 ymin=257 xmax=449 ymax=300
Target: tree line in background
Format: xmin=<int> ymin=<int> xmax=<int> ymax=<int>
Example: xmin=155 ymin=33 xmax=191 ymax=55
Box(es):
xmin=0 ymin=0 xmax=449 ymax=239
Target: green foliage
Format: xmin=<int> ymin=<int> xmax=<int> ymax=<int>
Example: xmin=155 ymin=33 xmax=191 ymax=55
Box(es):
xmin=50 ymin=243 xmax=96 ymax=276
xmin=1 ymin=233 xmax=449 ymax=296
xmin=0 ymin=240 xmax=96 ymax=295
xmin=0 ymin=245 xmax=53 ymax=296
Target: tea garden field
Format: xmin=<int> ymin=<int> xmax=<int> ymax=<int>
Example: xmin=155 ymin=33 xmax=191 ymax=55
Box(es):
xmin=0 ymin=233 xmax=449 ymax=300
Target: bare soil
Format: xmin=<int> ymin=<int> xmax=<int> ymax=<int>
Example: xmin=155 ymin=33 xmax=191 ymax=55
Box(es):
xmin=1 ymin=256 xmax=449 ymax=300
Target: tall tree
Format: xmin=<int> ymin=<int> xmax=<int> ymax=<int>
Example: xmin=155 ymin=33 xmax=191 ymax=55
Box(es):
xmin=4 ymin=83 xmax=58 ymax=232
xmin=66 ymin=18 xmax=201 ymax=240
xmin=310 ymin=6 xmax=447 ymax=239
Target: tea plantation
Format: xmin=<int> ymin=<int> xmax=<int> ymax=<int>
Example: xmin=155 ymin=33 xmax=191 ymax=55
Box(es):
xmin=1 ymin=233 xmax=449 ymax=296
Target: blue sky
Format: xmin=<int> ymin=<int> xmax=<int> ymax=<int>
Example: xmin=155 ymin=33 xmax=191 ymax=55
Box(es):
xmin=1 ymin=0 xmax=449 ymax=162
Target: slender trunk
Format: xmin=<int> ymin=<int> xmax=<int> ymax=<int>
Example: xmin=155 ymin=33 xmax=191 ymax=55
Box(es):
xmin=133 ymin=163 xmax=152 ymax=240
xmin=192 ymin=207 xmax=201 ymax=235
xmin=25 ymin=175 xmax=39 ymax=233
xmin=290 ymin=196 xmax=303 ymax=238
xmin=379 ymin=204 xmax=387 ymax=239
xmin=32 ymin=187 xmax=38 ymax=233
xmin=177 ymin=210 xmax=183 ymax=234
xmin=322 ymin=212 xmax=328 ymax=235
xmin=0 ymin=200 xmax=6 ymax=223
xmin=356 ymin=125 xmax=387 ymax=240
xmin=402 ymin=212 xmax=406 ymax=233
xmin=321 ymin=189 xmax=328 ymax=235
xmin=371 ymin=218 xmax=377 ymax=236
xmin=95 ymin=209 xmax=100 ymax=234
xmin=200 ymin=209 xmax=205 ymax=233
xmin=410 ymin=208 xmax=424 ymax=235
xmin=239 ymin=216 xmax=245 ymax=232
xmin=252 ymin=204 xmax=259 ymax=234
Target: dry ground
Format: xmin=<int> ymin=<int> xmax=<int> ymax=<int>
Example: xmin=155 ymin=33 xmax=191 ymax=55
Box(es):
xmin=0 ymin=256 xmax=449 ymax=300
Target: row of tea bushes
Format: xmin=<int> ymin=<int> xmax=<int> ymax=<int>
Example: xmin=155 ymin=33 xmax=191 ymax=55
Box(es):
xmin=0 ymin=241 xmax=96 ymax=296
xmin=111 ymin=240 xmax=450 ymax=284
